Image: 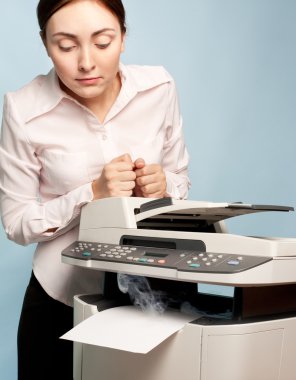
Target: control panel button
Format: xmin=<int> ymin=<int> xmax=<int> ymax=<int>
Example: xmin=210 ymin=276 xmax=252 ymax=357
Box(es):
xmin=189 ymin=263 xmax=201 ymax=268
xmin=227 ymin=259 xmax=240 ymax=265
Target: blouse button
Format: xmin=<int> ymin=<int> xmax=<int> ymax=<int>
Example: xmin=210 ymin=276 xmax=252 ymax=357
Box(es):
xmin=102 ymin=134 xmax=107 ymax=141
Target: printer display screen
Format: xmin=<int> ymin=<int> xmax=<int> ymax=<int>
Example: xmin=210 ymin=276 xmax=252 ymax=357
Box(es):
xmin=144 ymin=252 xmax=168 ymax=258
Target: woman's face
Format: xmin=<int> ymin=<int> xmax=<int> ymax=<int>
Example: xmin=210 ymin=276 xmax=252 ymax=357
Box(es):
xmin=45 ymin=0 xmax=125 ymax=102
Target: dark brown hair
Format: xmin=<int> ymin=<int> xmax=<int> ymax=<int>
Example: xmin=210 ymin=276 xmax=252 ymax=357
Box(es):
xmin=37 ymin=0 xmax=127 ymax=36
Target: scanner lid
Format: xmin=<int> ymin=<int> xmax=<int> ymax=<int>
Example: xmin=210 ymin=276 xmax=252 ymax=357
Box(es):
xmin=135 ymin=198 xmax=294 ymax=224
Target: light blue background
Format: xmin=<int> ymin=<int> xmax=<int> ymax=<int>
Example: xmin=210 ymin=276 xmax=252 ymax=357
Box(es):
xmin=1 ymin=1 xmax=295 ymax=378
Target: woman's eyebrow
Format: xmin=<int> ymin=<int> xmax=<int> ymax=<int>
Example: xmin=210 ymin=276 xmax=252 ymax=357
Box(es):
xmin=92 ymin=28 xmax=116 ymax=36
xmin=52 ymin=28 xmax=116 ymax=38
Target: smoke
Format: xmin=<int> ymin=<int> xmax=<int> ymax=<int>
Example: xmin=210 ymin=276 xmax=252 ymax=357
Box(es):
xmin=117 ymin=273 xmax=232 ymax=320
xmin=180 ymin=301 xmax=231 ymax=319
xmin=180 ymin=301 xmax=204 ymax=318
xmin=117 ymin=273 xmax=168 ymax=315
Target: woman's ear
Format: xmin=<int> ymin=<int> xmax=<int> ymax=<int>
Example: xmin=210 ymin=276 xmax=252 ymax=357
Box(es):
xmin=121 ymin=33 xmax=126 ymax=53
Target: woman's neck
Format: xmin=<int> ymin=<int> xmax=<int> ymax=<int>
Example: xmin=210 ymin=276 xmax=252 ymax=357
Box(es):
xmin=60 ymin=73 xmax=122 ymax=124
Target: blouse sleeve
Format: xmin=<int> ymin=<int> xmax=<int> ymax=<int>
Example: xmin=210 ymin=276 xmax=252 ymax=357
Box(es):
xmin=0 ymin=94 xmax=93 ymax=246
xmin=162 ymin=79 xmax=191 ymax=199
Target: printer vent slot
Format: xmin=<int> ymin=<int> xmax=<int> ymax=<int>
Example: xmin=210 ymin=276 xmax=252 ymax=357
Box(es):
xmin=137 ymin=216 xmax=217 ymax=233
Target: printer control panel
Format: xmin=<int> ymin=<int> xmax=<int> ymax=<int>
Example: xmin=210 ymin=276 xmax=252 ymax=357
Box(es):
xmin=62 ymin=241 xmax=272 ymax=274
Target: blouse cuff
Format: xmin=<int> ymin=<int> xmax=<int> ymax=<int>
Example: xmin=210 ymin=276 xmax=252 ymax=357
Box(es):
xmin=18 ymin=182 xmax=94 ymax=245
xmin=165 ymin=171 xmax=190 ymax=200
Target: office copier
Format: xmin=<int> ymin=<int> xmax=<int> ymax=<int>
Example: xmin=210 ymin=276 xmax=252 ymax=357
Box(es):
xmin=62 ymin=197 xmax=296 ymax=380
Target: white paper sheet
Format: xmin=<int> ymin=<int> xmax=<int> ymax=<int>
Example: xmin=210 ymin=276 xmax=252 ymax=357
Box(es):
xmin=61 ymin=306 xmax=194 ymax=354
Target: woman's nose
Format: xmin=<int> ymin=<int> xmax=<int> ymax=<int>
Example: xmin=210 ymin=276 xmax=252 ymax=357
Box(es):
xmin=78 ymin=47 xmax=96 ymax=72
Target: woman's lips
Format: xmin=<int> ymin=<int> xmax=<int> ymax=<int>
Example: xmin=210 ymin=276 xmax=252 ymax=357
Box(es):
xmin=76 ymin=77 xmax=102 ymax=85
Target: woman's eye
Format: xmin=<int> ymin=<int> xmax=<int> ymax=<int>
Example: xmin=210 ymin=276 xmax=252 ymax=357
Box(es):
xmin=96 ymin=43 xmax=111 ymax=49
xmin=59 ymin=46 xmax=76 ymax=52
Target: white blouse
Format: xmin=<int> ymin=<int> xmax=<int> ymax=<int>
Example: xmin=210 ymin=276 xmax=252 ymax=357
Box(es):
xmin=0 ymin=63 xmax=190 ymax=306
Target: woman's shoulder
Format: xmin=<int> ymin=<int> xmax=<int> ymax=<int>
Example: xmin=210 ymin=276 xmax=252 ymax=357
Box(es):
xmin=7 ymin=72 xmax=49 ymax=100
xmin=121 ymin=63 xmax=175 ymax=91
xmin=4 ymin=70 xmax=58 ymax=123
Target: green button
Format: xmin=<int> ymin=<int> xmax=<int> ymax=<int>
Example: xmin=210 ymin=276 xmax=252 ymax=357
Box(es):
xmin=189 ymin=263 xmax=201 ymax=268
xmin=82 ymin=251 xmax=92 ymax=257
xmin=138 ymin=258 xmax=148 ymax=263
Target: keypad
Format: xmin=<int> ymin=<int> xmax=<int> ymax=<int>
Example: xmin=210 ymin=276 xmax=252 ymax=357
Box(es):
xmin=62 ymin=240 xmax=272 ymax=274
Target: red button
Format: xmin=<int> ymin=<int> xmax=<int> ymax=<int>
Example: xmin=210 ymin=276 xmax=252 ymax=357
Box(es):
xmin=158 ymin=259 xmax=166 ymax=264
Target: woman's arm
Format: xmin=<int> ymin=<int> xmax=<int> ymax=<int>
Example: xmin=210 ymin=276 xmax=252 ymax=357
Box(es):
xmin=133 ymin=78 xmax=190 ymax=200
xmin=162 ymin=79 xmax=191 ymax=199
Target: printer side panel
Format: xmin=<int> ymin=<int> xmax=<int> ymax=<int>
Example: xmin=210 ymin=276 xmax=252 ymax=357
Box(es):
xmin=73 ymin=296 xmax=101 ymax=380
xmin=200 ymin=318 xmax=296 ymax=380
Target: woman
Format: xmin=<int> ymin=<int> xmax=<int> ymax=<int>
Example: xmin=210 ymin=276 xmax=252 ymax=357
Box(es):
xmin=0 ymin=0 xmax=190 ymax=379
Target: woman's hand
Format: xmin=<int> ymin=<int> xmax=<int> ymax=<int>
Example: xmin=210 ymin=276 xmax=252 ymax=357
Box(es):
xmin=133 ymin=158 xmax=167 ymax=198
xmin=92 ymin=154 xmax=136 ymax=199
